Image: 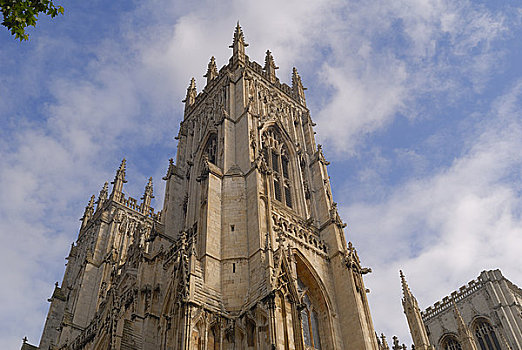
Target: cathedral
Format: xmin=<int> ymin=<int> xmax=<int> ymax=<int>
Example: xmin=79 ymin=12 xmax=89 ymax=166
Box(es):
xmin=23 ymin=24 xmax=522 ymax=350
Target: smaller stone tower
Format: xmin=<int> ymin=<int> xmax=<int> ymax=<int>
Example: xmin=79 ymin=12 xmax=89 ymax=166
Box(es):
xmin=421 ymin=269 xmax=522 ymax=350
xmin=400 ymin=271 xmax=434 ymax=350
xmin=37 ymin=160 xmax=163 ymax=350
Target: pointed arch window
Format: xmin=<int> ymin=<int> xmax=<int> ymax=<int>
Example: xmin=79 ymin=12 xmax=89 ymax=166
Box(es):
xmin=262 ymin=128 xmax=293 ymax=208
xmin=298 ymin=278 xmax=321 ymax=349
xmin=443 ymin=336 xmax=462 ymax=350
xmin=474 ymin=320 xmax=501 ymax=350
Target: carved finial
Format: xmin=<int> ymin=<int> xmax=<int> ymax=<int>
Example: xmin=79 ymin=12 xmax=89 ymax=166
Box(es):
xmin=80 ymin=195 xmax=96 ymax=227
xmin=113 ymin=158 xmax=127 ymax=184
xmin=401 ymin=271 xmax=434 ymax=350
xmin=400 ymin=270 xmax=411 ymax=296
xmin=145 ymin=177 xmax=153 ymax=196
xmin=229 ymin=21 xmax=248 ymax=65
xmin=204 ymin=56 xmax=218 ymax=85
xmin=100 ymin=181 xmax=108 ymax=197
xmin=110 ymin=158 xmax=127 ymax=202
xmin=163 ymin=158 xmax=176 ymax=180
xmin=230 ymin=21 xmax=248 ymax=48
xmin=400 ymin=270 xmax=419 ymax=309
xmin=292 ymin=67 xmax=307 ymax=105
xmin=141 ymin=177 xmax=154 ymax=214
xmin=118 ymin=158 xmax=126 ymax=178
xmin=317 ymin=144 xmax=330 ymax=165
xmin=23 ymin=337 xmax=28 ymax=344
xmin=96 ymin=181 xmax=108 ymax=209
xmin=381 ymin=334 xmax=390 ymax=350
xmin=183 ymin=77 xmax=197 ymax=107
xmin=88 ymin=195 xmax=95 ymax=208
xmin=264 ymin=50 xmax=279 ymax=82
xmin=392 ymin=336 xmax=401 ymax=350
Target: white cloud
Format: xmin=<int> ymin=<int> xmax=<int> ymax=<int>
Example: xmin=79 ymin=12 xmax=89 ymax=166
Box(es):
xmin=314 ymin=0 xmax=508 ymax=154
xmin=345 ymin=80 xmax=522 ymax=342
xmin=0 ymin=0 xmax=520 ymax=348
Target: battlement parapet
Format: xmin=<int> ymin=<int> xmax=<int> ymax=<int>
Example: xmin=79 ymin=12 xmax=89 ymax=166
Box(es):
xmin=118 ymin=193 xmax=160 ymax=220
xmin=186 ymin=54 xmax=307 ymax=120
xmin=422 ymin=277 xmax=484 ymax=321
xmin=246 ymin=59 xmax=304 ymax=106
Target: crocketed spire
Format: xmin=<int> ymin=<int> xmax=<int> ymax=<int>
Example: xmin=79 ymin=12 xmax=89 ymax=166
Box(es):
xmin=229 ymin=21 xmax=248 ymax=65
xmin=204 ymin=56 xmax=218 ymax=85
xmin=110 ymin=158 xmax=127 ymax=201
xmin=183 ymin=77 xmax=197 ymax=107
xmin=400 ymin=271 xmax=434 ymax=350
xmin=292 ymin=67 xmax=307 ymax=105
xmin=263 ymin=49 xmax=278 ymax=82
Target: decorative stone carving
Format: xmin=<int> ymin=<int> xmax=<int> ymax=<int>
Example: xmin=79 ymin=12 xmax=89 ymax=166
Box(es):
xmin=329 ymin=202 xmax=347 ymax=229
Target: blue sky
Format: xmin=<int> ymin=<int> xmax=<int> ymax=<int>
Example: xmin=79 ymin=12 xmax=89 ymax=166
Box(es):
xmin=1 ymin=0 xmax=521 ymax=348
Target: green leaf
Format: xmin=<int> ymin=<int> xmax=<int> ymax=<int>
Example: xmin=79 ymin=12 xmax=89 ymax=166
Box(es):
xmin=1 ymin=0 xmax=64 ymax=41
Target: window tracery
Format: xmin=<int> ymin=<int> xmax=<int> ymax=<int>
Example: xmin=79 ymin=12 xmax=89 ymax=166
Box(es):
xmin=442 ymin=336 xmax=462 ymax=350
xmin=298 ymin=278 xmax=321 ymax=349
xmin=474 ymin=320 xmax=501 ymax=350
xmin=262 ymin=127 xmax=293 ymax=208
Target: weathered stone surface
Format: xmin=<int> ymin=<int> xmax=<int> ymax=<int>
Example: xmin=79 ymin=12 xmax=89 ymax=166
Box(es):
xmin=32 ymin=23 xmax=380 ymax=350
xmin=420 ymin=269 xmax=522 ymax=350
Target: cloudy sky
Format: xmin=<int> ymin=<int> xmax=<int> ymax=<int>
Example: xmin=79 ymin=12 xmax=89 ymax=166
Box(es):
xmin=1 ymin=0 xmax=521 ymax=348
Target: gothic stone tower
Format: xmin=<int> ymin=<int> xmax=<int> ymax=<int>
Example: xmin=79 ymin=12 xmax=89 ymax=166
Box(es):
xmin=33 ymin=23 xmax=379 ymax=350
